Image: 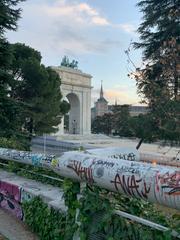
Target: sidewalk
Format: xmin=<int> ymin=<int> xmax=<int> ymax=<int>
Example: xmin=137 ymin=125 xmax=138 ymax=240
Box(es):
xmin=0 ymin=208 xmax=38 ymax=240
xmin=0 ymin=170 xmax=67 ymax=240
xmin=0 ymin=234 xmax=6 ymax=240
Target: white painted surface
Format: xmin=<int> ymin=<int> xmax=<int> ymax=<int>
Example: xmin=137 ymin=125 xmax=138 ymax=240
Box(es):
xmin=0 ymin=169 xmax=66 ymax=211
xmin=0 ymin=147 xmax=179 ymax=210
xmin=53 ymin=66 xmax=92 ymax=135
xmin=56 ymin=151 xmax=180 ymax=210
xmin=86 ymin=147 xmax=140 ymax=161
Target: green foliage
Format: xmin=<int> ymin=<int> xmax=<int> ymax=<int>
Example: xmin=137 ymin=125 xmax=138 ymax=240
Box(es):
xmin=0 ymin=2 xmax=69 ymax=146
xmin=23 ymin=197 xmax=66 ymax=240
xmin=0 ymin=158 xmax=64 ymax=187
xmin=63 ymin=179 xmax=80 ymax=239
xmin=0 ymin=1 xmax=24 ymax=140
xmin=78 ymin=186 xmax=114 ymax=239
xmin=91 ymin=105 xmax=132 ymax=138
xmin=112 ymin=104 xmax=133 ymax=137
xmin=0 ymin=0 xmax=24 ymax=35
xmin=172 ymin=214 xmax=180 ymax=233
xmin=129 ymin=113 xmax=158 ymax=142
xmin=91 ymin=113 xmax=113 ymax=135
xmin=0 ymin=137 xmax=26 ymax=150
xmin=131 ymin=0 xmax=180 ymax=143
xmin=2 ymin=161 xmax=178 ymax=240
xmin=10 ymin=43 xmax=69 ymax=137
xmin=78 ymin=185 xmax=178 ymax=240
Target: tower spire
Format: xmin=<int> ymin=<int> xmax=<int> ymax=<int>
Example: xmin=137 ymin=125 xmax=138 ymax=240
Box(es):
xmin=100 ymin=80 xmax=103 ymax=98
xmin=115 ymin=98 xmax=117 ymax=106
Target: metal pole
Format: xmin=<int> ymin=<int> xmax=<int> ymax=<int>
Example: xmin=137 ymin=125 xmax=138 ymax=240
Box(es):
xmin=140 ymin=152 xmax=180 ymax=167
xmin=114 ymin=210 xmax=180 ymax=239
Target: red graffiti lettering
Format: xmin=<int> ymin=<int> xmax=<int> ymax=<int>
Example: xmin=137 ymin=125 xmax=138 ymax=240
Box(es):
xmin=111 ymin=174 xmax=151 ymax=199
xmin=67 ymin=160 xmax=94 ymax=184
xmin=156 ymin=171 xmax=180 ymax=196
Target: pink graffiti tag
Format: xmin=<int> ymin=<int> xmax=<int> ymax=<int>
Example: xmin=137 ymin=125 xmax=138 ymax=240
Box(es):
xmin=111 ymin=174 xmax=151 ymax=199
xmin=0 ymin=181 xmax=23 ymax=219
xmin=67 ymin=160 xmax=94 ymax=184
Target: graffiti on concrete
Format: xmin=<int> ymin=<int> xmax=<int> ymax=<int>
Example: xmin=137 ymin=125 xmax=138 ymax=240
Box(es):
xmin=43 ymin=155 xmax=56 ymax=165
xmin=94 ymin=159 xmax=115 ymax=168
xmin=0 ymin=147 xmax=56 ymax=167
xmin=109 ymin=152 xmax=137 ymax=161
xmin=21 ymin=189 xmax=34 ymax=202
xmin=67 ymin=160 xmax=94 ymax=184
xmin=51 ymin=158 xmax=59 ymax=167
xmin=31 ymin=155 xmax=42 ymax=166
xmin=0 ymin=147 xmax=180 ymax=210
xmin=87 ymin=147 xmax=140 ymax=162
xmin=117 ymin=166 xmax=140 ymax=175
xmin=156 ymin=171 xmax=180 ymax=196
xmin=111 ymin=174 xmax=151 ymax=199
xmin=0 ymin=181 xmax=23 ymax=219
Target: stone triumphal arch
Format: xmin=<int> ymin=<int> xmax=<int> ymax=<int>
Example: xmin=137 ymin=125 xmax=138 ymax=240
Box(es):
xmin=53 ymin=66 xmax=92 ymax=135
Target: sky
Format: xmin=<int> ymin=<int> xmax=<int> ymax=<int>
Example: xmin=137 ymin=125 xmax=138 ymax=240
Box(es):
xmin=6 ymin=0 xmax=144 ymax=106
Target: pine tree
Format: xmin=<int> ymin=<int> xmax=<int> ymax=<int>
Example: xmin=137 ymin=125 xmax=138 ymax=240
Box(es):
xmin=0 ymin=0 xmax=24 ymax=138
xmin=11 ymin=43 xmax=69 ymax=137
xmin=112 ymin=105 xmax=132 ymax=137
xmin=134 ymin=0 xmax=180 ymax=142
xmin=0 ymin=1 xmax=69 ymax=147
xmin=91 ymin=113 xmax=113 ymax=135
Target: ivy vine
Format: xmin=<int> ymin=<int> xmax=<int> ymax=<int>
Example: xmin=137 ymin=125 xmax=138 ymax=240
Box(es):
xmin=21 ymin=180 xmax=179 ymax=240
xmin=63 ymin=179 xmax=80 ymax=239
xmin=23 ymin=197 xmax=66 ymax=240
xmin=0 ymin=156 xmax=179 ymax=240
xmin=77 ymin=185 xmax=178 ymax=240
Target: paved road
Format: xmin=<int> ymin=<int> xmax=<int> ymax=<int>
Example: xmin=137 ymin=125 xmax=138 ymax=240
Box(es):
xmin=0 ymin=208 xmax=38 ymax=240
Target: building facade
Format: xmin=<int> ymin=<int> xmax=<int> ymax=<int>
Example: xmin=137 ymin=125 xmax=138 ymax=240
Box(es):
xmin=91 ymin=84 xmax=149 ymax=120
xmin=91 ymin=83 xmax=108 ymax=119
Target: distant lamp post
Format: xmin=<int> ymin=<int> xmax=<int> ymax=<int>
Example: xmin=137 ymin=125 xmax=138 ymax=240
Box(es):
xmin=43 ymin=134 xmax=46 ymax=155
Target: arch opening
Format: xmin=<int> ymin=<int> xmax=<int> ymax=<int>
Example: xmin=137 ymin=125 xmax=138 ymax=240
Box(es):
xmin=66 ymin=93 xmax=80 ymax=134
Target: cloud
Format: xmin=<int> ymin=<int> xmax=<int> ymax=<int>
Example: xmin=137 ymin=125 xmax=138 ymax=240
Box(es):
xmin=91 ymin=86 xmax=140 ymax=106
xmin=7 ymin=0 xmax=124 ymax=59
xmin=78 ymin=3 xmax=98 ymax=16
xmin=118 ymin=23 xmax=137 ymax=34
xmin=91 ymin=16 xmax=110 ymax=26
xmin=40 ymin=1 xmax=109 ymax=27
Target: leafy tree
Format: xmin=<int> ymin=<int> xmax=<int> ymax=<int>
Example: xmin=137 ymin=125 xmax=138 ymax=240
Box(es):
xmin=11 ymin=43 xmax=69 ymax=137
xmin=112 ymin=105 xmax=133 ymax=137
xmin=91 ymin=113 xmax=113 ymax=135
xmin=102 ymin=113 xmax=113 ymax=135
xmin=128 ymin=0 xmax=180 ymax=143
xmin=135 ymin=0 xmax=179 ymax=100
xmin=0 ymin=0 xmax=24 ymax=140
xmin=0 ymin=1 xmax=69 ymax=147
xmin=129 ymin=114 xmax=158 ymax=142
